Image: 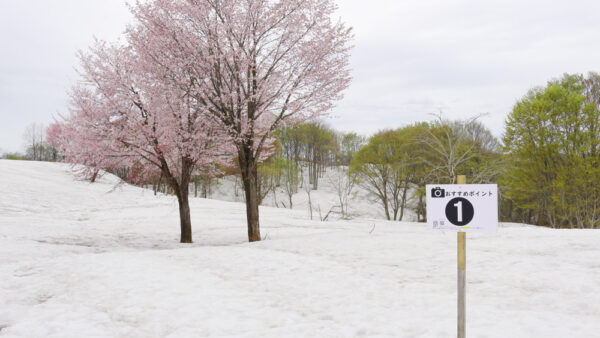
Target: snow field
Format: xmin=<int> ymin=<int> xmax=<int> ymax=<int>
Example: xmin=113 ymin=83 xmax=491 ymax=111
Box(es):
xmin=0 ymin=160 xmax=599 ymax=337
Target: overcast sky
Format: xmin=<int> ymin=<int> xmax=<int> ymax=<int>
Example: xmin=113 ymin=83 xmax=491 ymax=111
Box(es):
xmin=2 ymin=0 xmax=600 ymax=153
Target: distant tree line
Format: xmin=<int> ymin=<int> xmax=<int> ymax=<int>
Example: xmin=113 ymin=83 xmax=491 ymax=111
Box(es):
xmin=1 ymin=123 xmax=59 ymax=162
xmin=349 ymin=117 xmax=501 ymax=222
xmin=254 ymin=122 xmax=365 ymax=216
xmin=12 ymin=72 xmax=600 ymax=229
xmin=344 ymin=72 xmax=600 ymax=228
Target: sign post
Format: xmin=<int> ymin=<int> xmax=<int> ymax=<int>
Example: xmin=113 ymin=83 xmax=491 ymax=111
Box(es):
xmin=457 ymin=175 xmax=466 ymax=338
xmin=426 ymin=177 xmax=498 ymax=338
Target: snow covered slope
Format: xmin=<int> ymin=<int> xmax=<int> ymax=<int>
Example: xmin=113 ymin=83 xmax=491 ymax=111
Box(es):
xmin=1 ymin=160 xmax=599 ymax=337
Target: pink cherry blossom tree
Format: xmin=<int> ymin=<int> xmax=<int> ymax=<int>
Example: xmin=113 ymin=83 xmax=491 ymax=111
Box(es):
xmin=129 ymin=0 xmax=353 ymax=242
xmin=45 ymin=121 xmax=64 ymax=162
xmin=46 ymin=115 xmax=117 ymax=183
xmin=65 ymin=40 xmax=226 ymax=243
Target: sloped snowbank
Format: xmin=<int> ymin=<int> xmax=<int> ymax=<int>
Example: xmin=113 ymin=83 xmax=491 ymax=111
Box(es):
xmin=0 ymin=160 xmax=599 ymax=337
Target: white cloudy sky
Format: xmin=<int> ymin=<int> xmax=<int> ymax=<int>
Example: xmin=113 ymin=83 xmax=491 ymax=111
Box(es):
xmin=2 ymin=0 xmax=600 ymax=153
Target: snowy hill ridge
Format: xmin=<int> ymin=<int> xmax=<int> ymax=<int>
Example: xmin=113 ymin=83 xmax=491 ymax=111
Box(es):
xmin=0 ymin=160 xmax=599 ymax=337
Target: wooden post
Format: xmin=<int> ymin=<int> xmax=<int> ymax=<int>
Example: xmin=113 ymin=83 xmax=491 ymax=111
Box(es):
xmin=457 ymin=175 xmax=466 ymax=338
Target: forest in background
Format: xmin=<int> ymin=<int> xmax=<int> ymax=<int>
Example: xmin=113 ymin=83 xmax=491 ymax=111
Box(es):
xmin=5 ymin=72 xmax=600 ymax=229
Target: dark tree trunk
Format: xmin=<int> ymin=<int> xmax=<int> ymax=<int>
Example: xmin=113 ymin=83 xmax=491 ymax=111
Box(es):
xmin=418 ymin=194 xmax=426 ymax=222
xmin=201 ymin=176 xmax=210 ymax=198
xmin=382 ymin=185 xmax=391 ymax=220
xmin=383 ymin=197 xmax=391 ymax=220
xmin=175 ymin=187 xmax=192 ymax=243
xmin=90 ymin=169 xmax=99 ymax=183
xmin=399 ymin=181 xmax=409 ymax=221
xmin=238 ymin=146 xmax=261 ymax=242
xmin=161 ymin=157 xmax=193 ymax=243
xmin=312 ymin=159 xmax=318 ymax=189
xmin=154 ymin=173 xmax=162 ymax=196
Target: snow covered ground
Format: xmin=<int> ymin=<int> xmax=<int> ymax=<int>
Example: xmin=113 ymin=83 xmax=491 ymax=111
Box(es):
xmin=1 ymin=160 xmax=599 ymax=337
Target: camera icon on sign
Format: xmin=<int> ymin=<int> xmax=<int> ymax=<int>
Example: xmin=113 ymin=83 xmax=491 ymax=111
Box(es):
xmin=431 ymin=187 xmax=445 ymax=198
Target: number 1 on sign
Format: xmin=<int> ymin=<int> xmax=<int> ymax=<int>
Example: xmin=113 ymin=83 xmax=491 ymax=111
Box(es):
xmin=454 ymin=201 xmax=463 ymax=222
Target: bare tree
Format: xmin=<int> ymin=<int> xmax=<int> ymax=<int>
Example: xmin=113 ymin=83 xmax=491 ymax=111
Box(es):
xmin=303 ymin=173 xmax=314 ymax=220
xmin=327 ymin=166 xmax=357 ymax=218
xmin=23 ymin=123 xmax=45 ymax=161
xmin=418 ymin=113 xmax=493 ymax=184
xmin=281 ymin=160 xmax=300 ymax=209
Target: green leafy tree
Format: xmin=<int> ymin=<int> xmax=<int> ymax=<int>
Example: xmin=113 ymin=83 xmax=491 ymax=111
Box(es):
xmin=503 ymin=73 xmax=600 ymax=228
xmin=338 ymin=132 xmax=366 ymax=165
xmin=350 ymin=126 xmax=420 ymax=221
xmin=279 ymin=158 xmax=300 ymax=209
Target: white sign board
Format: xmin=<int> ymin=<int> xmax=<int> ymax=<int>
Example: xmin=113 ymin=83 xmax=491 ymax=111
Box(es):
xmin=426 ymin=184 xmax=498 ymax=233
